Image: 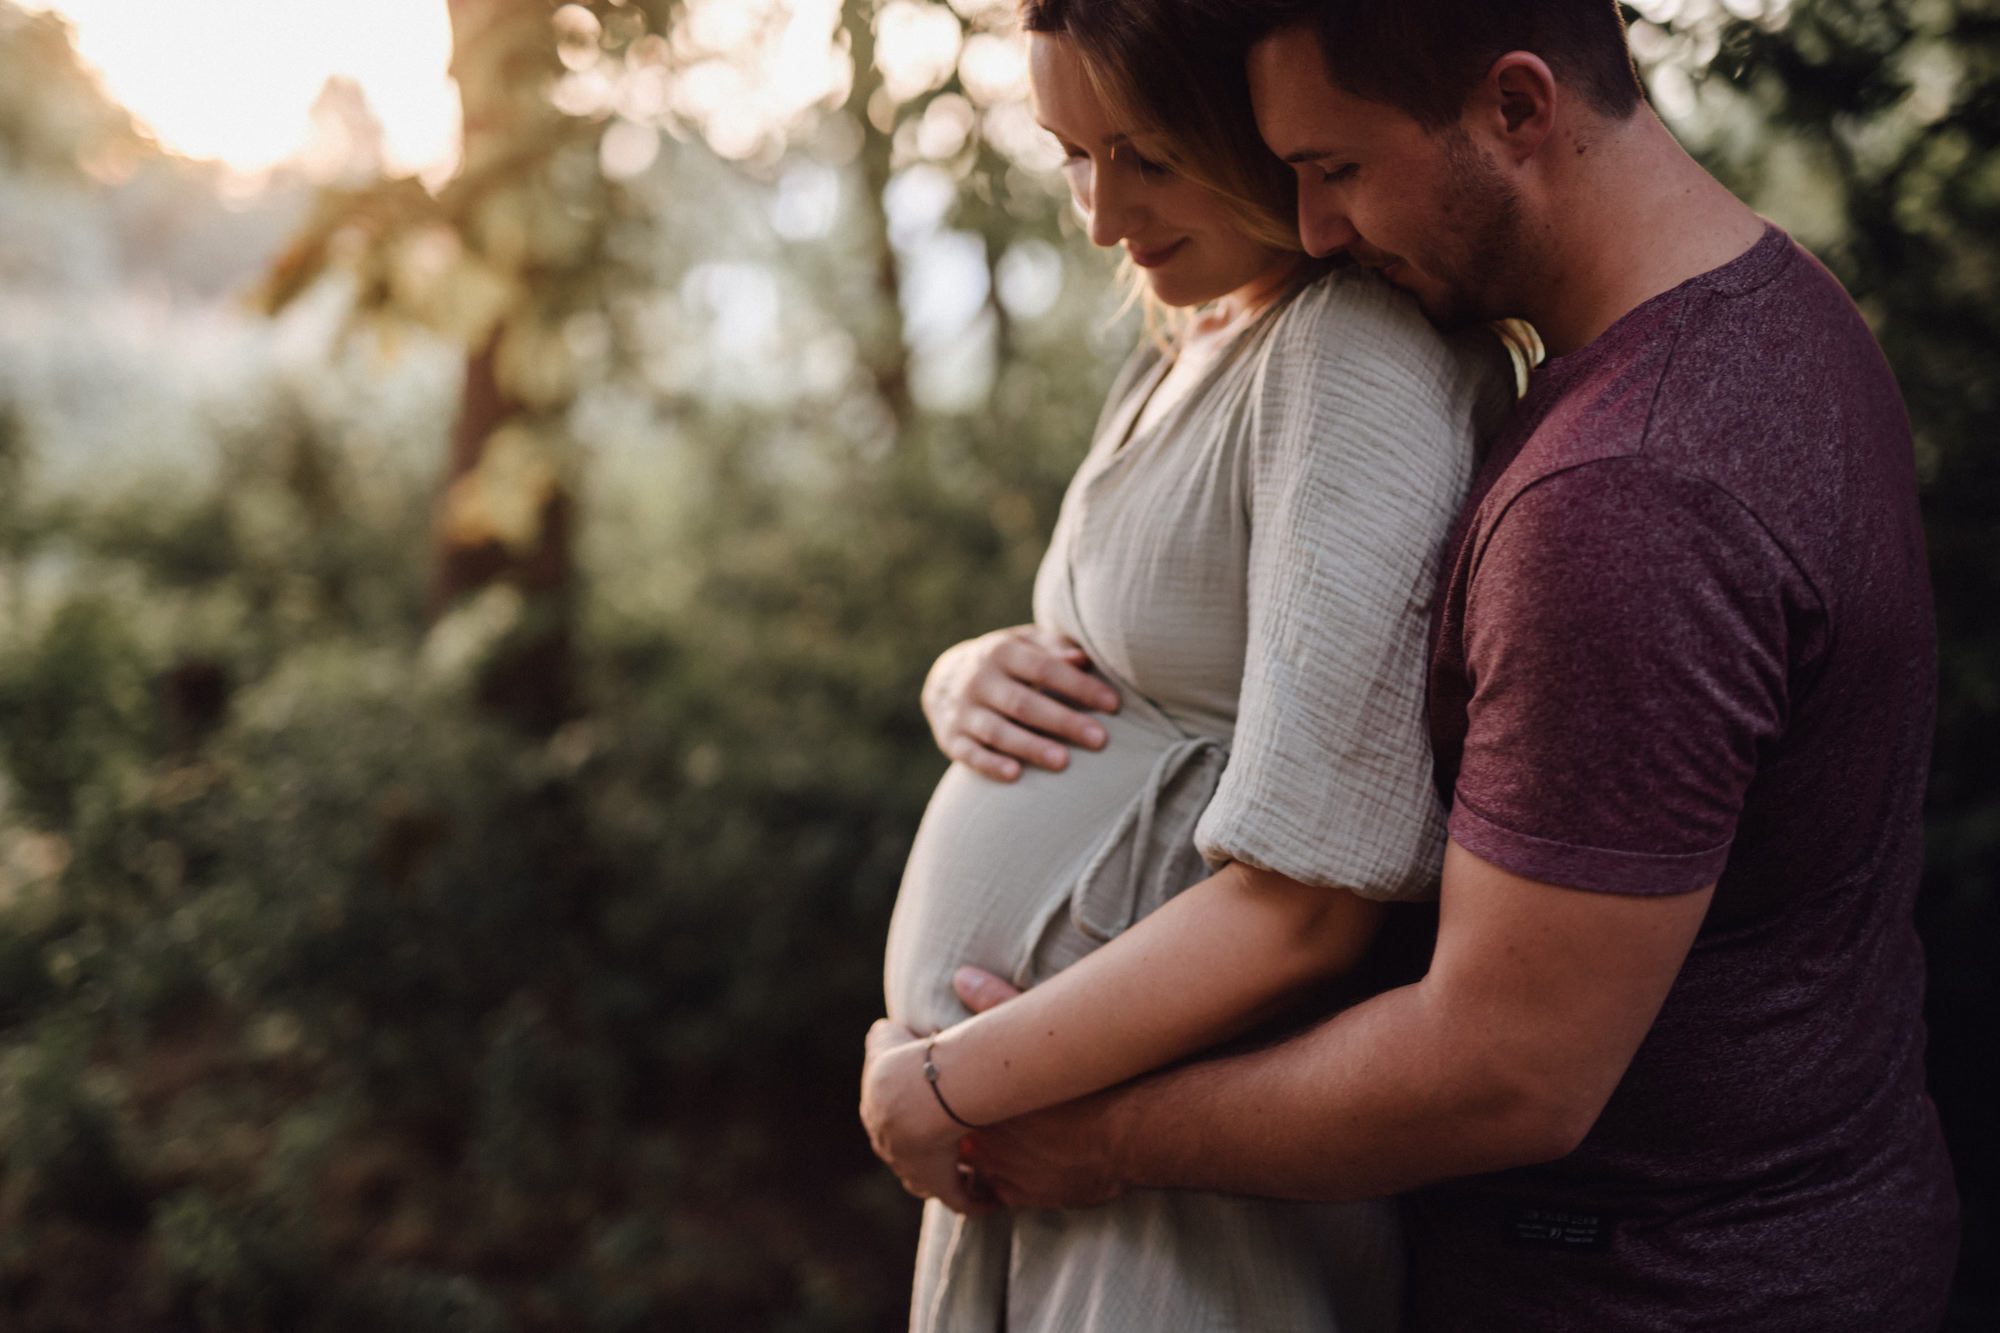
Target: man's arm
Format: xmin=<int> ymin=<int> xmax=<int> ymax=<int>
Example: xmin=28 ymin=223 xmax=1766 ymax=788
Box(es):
xmin=964 ymin=839 xmax=1712 ymax=1206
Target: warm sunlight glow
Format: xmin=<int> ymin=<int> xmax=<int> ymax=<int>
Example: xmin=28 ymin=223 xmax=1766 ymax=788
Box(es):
xmin=23 ymin=0 xmax=459 ymax=177
xmin=655 ymin=0 xmax=850 ymax=161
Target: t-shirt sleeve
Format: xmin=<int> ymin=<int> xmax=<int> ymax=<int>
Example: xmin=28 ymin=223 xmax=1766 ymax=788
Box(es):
xmin=1449 ymin=458 xmax=1808 ymax=895
xmin=1194 ymin=273 xmax=1495 ymax=900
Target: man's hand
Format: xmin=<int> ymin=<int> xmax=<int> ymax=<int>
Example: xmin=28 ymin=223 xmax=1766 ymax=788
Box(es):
xmin=860 ymin=1019 xmax=989 ymax=1214
xmin=947 ymin=967 xmax=1132 ymax=1211
xmin=960 ymin=1093 xmax=1130 ymax=1211
xmin=922 ymin=626 xmax=1120 ymax=781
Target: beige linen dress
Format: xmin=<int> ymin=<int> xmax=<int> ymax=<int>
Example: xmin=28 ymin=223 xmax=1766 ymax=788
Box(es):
xmin=882 ymin=268 xmax=1512 ymax=1333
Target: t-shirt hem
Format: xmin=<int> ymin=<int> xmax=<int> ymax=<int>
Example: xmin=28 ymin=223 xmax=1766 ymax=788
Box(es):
xmin=1447 ymin=797 xmax=1727 ymax=896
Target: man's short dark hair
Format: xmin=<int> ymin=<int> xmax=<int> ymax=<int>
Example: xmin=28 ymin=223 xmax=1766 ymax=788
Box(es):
xmin=1216 ymin=0 xmax=1646 ymax=129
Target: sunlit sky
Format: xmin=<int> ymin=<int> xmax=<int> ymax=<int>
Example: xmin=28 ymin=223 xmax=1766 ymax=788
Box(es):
xmin=23 ymin=0 xmax=460 ymax=175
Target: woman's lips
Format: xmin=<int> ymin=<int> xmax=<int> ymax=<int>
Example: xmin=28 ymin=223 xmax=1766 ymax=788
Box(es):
xmin=1128 ymin=239 xmax=1186 ymax=269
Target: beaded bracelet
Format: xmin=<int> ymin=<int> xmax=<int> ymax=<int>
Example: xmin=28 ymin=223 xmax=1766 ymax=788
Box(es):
xmin=923 ymin=1038 xmax=979 ymax=1129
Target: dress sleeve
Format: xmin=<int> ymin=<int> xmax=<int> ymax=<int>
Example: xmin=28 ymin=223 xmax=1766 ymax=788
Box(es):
xmin=1447 ymin=459 xmax=1809 ymax=895
xmin=1194 ymin=273 xmax=1494 ymax=900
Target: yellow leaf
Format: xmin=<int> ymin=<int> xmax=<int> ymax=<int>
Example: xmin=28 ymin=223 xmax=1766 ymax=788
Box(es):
xmin=389 ymin=226 xmax=521 ymax=348
xmin=493 ymin=313 xmax=578 ymax=410
xmin=439 ymin=423 xmax=562 ymax=554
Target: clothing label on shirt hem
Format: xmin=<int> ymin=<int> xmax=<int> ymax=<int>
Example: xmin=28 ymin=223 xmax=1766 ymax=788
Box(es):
xmin=1502 ymin=1202 xmax=1617 ymax=1253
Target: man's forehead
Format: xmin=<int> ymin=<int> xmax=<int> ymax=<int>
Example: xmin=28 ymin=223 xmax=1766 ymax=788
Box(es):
xmin=1249 ymin=25 xmax=1363 ymax=155
xmin=1249 ymin=25 xmax=1420 ymax=158
xmin=1247 ymin=24 xmax=1326 ymax=101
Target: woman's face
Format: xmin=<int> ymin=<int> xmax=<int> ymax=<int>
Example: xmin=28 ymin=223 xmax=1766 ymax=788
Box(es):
xmin=1029 ymin=33 xmax=1291 ymax=310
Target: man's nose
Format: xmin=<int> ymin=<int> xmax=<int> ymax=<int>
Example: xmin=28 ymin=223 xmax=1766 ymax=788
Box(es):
xmin=1298 ymin=195 xmax=1357 ymax=259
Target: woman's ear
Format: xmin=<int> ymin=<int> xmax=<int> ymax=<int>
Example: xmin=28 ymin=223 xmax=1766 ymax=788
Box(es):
xmin=1472 ymin=51 xmax=1557 ymax=164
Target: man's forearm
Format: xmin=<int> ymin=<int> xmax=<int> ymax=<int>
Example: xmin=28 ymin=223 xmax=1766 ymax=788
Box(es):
xmin=968 ymin=845 xmax=1711 ymax=1210
xmin=1098 ymin=978 xmax=1578 ymax=1202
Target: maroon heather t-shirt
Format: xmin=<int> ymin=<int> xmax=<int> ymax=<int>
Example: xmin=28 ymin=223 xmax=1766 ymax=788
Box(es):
xmin=1410 ymin=227 xmax=1958 ymax=1331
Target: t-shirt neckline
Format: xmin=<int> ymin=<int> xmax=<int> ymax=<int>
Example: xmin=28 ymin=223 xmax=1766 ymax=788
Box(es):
xmin=1528 ymin=222 xmax=1790 ymax=401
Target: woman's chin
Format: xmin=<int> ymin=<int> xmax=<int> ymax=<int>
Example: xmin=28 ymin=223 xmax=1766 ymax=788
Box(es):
xmin=1143 ymin=261 xmax=1291 ymax=313
xmin=1144 ymin=272 xmax=1216 ymax=310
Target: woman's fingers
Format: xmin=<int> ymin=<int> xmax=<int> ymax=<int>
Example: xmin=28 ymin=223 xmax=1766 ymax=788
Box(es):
xmin=984 ymin=677 xmax=1109 ymax=751
xmin=964 ymin=705 xmax=1076 ymax=773
xmin=998 ymin=634 xmax=1121 ymax=715
xmin=945 ymin=732 xmax=1024 ymax=782
xmin=923 ymin=625 xmax=1122 ymax=776
xmin=865 ymin=1018 xmax=916 ymax=1061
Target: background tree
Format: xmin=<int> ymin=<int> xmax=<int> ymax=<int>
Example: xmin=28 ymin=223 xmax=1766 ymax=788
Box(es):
xmin=0 ymin=1 xmax=140 ymax=180
xmin=257 ymin=0 xmax=678 ymax=734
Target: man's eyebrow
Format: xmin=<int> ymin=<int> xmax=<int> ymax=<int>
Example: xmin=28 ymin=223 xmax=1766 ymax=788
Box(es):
xmin=1279 ymin=147 xmax=1337 ymax=164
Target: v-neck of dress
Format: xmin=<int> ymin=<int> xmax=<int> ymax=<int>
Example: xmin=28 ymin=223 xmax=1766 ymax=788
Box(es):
xmin=1102 ymin=291 xmax=1295 ymax=460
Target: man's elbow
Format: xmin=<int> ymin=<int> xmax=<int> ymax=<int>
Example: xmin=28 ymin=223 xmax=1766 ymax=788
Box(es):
xmin=1486 ymin=1086 xmax=1600 ymax=1165
xmin=1454 ymin=1055 xmax=1611 ymax=1170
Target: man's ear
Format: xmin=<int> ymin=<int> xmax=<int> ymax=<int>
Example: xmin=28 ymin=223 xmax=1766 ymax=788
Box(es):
xmin=1471 ymin=52 xmax=1557 ymax=164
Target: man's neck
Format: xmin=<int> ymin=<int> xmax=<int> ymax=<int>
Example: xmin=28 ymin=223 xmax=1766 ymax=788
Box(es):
xmin=1518 ymin=111 xmax=1768 ymax=358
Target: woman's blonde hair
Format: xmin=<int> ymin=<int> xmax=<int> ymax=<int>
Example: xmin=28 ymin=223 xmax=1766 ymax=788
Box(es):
xmin=1019 ymin=0 xmax=1323 ymax=342
xmin=1018 ymin=0 xmax=1302 ymax=253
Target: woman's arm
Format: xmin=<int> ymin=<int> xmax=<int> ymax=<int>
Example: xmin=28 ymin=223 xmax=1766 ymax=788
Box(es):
xmin=860 ymin=860 xmax=1382 ymax=1202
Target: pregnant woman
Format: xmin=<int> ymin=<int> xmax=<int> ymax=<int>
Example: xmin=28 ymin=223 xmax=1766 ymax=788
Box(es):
xmin=863 ymin=2 xmax=1520 ymax=1328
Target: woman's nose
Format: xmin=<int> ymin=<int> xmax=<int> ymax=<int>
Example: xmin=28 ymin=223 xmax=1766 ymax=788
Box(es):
xmin=1085 ymin=163 xmax=1138 ymax=248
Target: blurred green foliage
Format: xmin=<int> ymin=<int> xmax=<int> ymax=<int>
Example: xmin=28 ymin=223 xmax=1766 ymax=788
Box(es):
xmin=0 ymin=1 xmax=1991 ymax=1330
xmin=0 ymin=314 xmax=1103 ymax=1329
xmin=0 ymin=4 xmax=1109 ymax=1323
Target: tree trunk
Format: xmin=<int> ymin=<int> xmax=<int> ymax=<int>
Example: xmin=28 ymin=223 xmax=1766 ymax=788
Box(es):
xmin=435 ymin=0 xmax=577 ymax=734
xmin=841 ymin=0 xmax=915 ymax=431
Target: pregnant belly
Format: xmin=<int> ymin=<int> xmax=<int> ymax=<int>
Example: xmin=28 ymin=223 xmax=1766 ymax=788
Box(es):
xmin=883 ymin=705 xmax=1216 ymax=1036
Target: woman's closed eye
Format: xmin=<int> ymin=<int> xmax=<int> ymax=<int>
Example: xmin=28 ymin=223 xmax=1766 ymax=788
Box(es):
xmin=1113 ymin=141 xmax=1177 ymax=183
xmin=1127 ymin=149 xmax=1172 ymax=182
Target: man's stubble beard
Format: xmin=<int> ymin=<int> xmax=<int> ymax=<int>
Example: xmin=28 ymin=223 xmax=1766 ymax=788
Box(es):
xmin=1421 ymin=126 xmax=1528 ymax=330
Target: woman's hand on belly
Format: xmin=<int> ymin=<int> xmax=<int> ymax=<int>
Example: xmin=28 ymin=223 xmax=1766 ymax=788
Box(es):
xmin=922 ymin=625 xmax=1120 ymax=781
xmin=861 ymin=1019 xmax=995 ymax=1214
